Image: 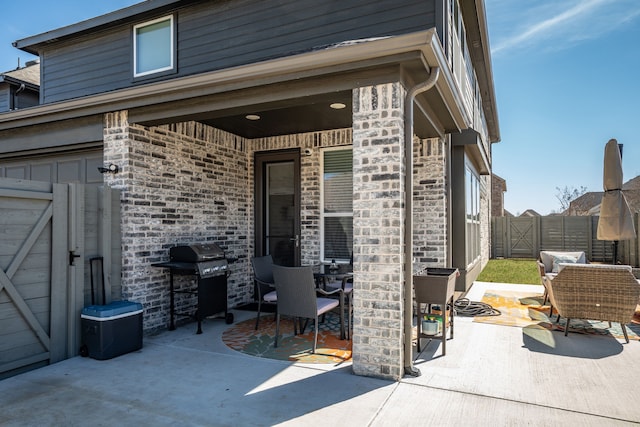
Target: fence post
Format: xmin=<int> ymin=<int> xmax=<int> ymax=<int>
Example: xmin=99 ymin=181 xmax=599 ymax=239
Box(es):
xmin=635 ymin=213 xmax=640 ymax=267
xmin=505 ymin=216 xmax=511 ymax=258
xmin=587 ymin=215 xmax=595 ymax=259
xmin=534 ymin=216 xmax=541 ymax=257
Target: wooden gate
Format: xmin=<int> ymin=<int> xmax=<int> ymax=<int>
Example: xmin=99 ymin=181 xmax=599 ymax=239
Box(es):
xmin=0 ymin=179 xmax=69 ymax=378
xmin=506 ymin=217 xmax=537 ymax=258
xmin=0 ymin=178 xmax=121 ymax=379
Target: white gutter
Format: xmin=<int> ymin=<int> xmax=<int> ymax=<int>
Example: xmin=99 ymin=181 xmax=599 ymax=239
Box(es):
xmin=403 ymin=66 xmax=440 ymax=377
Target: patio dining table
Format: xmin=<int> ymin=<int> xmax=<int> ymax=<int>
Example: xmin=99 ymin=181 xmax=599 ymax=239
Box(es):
xmin=311 ymin=263 xmax=353 ymax=340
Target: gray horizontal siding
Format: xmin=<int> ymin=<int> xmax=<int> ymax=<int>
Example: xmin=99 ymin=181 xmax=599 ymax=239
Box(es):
xmin=42 ymin=31 xmax=130 ymax=102
xmin=0 ymin=85 xmax=10 ymax=112
xmin=41 ymin=0 xmax=436 ymax=104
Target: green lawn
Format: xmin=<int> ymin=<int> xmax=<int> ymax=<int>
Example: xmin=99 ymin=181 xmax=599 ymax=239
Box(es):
xmin=477 ymin=258 xmax=540 ymax=285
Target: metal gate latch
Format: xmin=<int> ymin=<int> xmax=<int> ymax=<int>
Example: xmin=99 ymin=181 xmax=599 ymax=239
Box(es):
xmin=69 ymin=251 xmax=81 ymax=266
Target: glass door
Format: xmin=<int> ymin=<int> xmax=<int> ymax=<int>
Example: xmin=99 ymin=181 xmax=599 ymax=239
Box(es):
xmin=255 ymin=150 xmax=301 ymax=266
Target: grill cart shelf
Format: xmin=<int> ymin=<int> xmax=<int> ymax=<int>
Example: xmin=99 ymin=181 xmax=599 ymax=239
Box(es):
xmin=414 ymin=268 xmax=459 ymax=356
xmin=153 ymin=243 xmax=235 ymax=334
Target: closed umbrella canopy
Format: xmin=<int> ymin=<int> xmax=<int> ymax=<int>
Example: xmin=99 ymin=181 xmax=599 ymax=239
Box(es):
xmin=597 ymin=139 xmax=636 ymax=241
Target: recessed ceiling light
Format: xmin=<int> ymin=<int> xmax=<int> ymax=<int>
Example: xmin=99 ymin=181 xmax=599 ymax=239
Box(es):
xmin=330 ymin=103 xmax=346 ymax=110
xmin=245 ymin=114 xmax=261 ymax=120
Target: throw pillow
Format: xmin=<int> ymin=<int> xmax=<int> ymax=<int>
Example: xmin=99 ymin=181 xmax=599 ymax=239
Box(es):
xmin=551 ymin=255 xmax=578 ymax=273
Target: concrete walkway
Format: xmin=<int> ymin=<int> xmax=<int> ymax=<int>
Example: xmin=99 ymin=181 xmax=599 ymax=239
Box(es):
xmin=2 ymin=282 xmax=639 ymax=426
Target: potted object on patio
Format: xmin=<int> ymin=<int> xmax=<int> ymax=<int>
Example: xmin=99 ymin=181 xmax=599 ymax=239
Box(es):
xmin=421 ymin=314 xmax=441 ymax=336
xmin=414 ymin=268 xmax=459 ymax=356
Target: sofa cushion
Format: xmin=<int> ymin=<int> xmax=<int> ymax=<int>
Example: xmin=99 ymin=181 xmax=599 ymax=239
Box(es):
xmin=556 ymin=263 xmax=632 ymax=273
xmin=540 ymin=251 xmax=586 ymax=273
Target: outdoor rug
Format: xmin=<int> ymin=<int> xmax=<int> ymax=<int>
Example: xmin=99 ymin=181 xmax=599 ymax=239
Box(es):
xmin=473 ymin=289 xmax=640 ymax=341
xmin=222 ymin=312 xmax=351 ymax=364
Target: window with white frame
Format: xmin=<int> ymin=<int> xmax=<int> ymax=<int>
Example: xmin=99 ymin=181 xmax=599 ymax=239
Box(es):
xmin=465 ymin=162 xmax=481 ymax=266
xmin=321 ymin=148 xmax=353 ymax=262
xmin=133 ymin=15 xmax=174 ymax=78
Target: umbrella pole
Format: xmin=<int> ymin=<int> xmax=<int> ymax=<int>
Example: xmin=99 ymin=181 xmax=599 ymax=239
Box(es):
xmin=613 ymin=241 xmax=618 ymax=265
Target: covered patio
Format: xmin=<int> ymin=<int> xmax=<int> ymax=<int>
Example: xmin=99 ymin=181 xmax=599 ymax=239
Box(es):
xmin=2 ymin=280 xmax=638 ymax=425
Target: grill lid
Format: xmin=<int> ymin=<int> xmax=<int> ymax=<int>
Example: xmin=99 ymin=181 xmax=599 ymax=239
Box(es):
xmin=170 ymin=243 xmax=225 ymax=262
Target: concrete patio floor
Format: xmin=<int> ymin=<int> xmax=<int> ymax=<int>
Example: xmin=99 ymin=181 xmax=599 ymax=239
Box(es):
xmin=2 ymin=281 xmax=639 ymax=426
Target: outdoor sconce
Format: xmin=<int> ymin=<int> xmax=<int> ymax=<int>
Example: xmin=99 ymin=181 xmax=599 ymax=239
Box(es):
xmin=98 ymin=164 xmax=119 ymax=174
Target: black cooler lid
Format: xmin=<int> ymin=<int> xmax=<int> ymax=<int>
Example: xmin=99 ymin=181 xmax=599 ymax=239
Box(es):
xmin=170 ymin=243 xmax=225 ymax=262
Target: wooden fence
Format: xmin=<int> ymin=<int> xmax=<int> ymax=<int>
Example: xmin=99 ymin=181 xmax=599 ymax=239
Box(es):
xmin=491 ymin=214 xmax=640 ymax=267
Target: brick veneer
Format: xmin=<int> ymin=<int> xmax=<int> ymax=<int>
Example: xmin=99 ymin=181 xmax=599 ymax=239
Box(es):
xmin=413 ymin=137 xmax=447 ymax=268
xmin=103 ymin=111 xmax=354 ymax=332
xmin=351 ymin=82 xmax=406 ymax=380
xmin=103 ymin=111 xmax=250 ymax=332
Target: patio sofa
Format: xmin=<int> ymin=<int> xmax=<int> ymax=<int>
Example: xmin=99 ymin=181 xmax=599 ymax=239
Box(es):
xmin=545 ymin=263 xmax=640 ymax=342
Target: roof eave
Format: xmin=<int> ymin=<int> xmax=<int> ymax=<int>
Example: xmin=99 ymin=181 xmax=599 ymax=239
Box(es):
xmin=13 ymin=0 xmax=185 ymax=55
xmin=459 ymin=0 xmax=500 ymax=143
xmin=0 ymin=30 xmax=469 ymax=139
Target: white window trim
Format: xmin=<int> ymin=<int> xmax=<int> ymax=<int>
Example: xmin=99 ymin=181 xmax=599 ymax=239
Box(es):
xmin=133 ymin=15 xmax=175 ymax=78
xmin=320 ymin=146 xmax=353 ymax=263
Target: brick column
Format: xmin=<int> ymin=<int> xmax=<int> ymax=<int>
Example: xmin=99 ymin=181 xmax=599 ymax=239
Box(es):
xmin=351 ymin=82 xmax=406 ymax=380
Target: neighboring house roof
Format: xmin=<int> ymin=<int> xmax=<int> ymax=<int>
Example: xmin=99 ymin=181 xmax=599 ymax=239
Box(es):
xmin=623 ymin=175 xmax=640 ymax=190
xmin=565 ymin=191 xmax=604 ymax=216
xmin=623 ymin=189 xmax=640 ymax=213
xmin=0 ymin=61 xmax=40 ymax=88
xmin=566 ymin=175 xmax=640 ymax=216
xmin=503 ymin=209 xmax=514 ymax=217
xmin=520 ymin=209 xmax=540 ymax=217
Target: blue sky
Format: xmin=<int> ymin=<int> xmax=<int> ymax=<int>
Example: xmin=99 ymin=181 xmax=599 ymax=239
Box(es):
xmin=485 ymin=0 xmax=640 ymax=214
xmin=1 ymin=1 xmax=639 ymax=215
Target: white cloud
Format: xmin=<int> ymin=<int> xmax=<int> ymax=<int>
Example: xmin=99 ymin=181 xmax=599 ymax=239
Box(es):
xmin=487 ymin=0 xmax=640 ymax=56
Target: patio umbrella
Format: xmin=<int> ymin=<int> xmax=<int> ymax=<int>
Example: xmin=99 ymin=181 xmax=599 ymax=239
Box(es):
xmin=596 ymin=139 xmax=636 ymax=262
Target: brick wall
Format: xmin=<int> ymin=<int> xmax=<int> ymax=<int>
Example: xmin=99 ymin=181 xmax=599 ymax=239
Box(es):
xmin=491 ymin=174 xmax=505 ymax=217
xmin=351 ymin=82 xmax=406 ymax=380
xmin=413 ymin=137 xmax=447 ymax=268
xmin=103 ymin=111 xmax=250 ymax=332
xmin=103 ymin=110 xmax=354 ymax=332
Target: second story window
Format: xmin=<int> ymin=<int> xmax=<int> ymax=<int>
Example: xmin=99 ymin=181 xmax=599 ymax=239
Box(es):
xmin=133 ymin=15 xmax=174 ymax=78
xmin=321 ymin=148 xmax=353 ymax=263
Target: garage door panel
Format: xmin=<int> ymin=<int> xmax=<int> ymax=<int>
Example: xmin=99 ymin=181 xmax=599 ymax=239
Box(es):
xmin=57 ymin=160 xmax=82 ymax=183
xmin=4 ymin=166 xmax=27 ymax=180
xmin=31 ymin=164 xmax=54 ymax=182
xmin=85 ymin=156 xmax=104 ymax=183
xmin=0 ymin=149 xmax=103 ymax=186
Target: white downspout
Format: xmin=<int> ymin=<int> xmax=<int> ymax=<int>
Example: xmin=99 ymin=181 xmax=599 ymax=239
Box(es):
xmin=403 ymin=67 xmax=440 ymax=377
